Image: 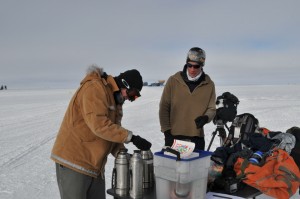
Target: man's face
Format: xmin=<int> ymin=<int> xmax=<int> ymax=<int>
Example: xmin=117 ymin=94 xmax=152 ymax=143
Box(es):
xmin=120 ymin=88 xmax=140 ymax=102
xmin=187 ymin=61 xmax=202 ymax=78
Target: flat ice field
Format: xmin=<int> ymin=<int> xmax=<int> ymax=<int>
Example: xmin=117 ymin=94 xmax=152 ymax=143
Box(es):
xmin=0 ymin=85 xmax=300 ymax=199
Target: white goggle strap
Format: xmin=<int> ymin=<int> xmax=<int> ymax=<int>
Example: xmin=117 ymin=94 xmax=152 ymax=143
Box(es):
xmin=121 ymin=79 xmax=130 ymax=89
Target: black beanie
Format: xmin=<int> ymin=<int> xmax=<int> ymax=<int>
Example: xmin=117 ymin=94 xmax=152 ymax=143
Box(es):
xmin=115 ymin=69 xmax=143 ymax=91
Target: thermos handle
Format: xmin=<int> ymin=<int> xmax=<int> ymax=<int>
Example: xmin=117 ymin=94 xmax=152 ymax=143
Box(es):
xmin=112 ymin=168 xmax=116 ymax=189
xmin=162 ymin=146 xmax=181 ymax=160
xmin=129 ymin=169 xmax=132 ymax=190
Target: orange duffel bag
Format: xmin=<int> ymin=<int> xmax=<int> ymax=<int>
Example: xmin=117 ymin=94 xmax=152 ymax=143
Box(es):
xmin=234 ymin=149 xmax=300 ymax=199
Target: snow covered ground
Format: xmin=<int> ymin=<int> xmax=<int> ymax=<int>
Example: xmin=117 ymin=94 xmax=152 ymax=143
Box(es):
xmin=0 ymin=85 xmax=300 ymax=199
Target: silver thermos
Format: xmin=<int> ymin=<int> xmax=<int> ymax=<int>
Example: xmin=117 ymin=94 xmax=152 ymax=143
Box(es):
xmin=141 ymin=150 xmax=154 ymax=189
xmin=129 ymin=150 xmax=143 ymax=198
xmin=112 ymin=148 xmax=130 ymax=196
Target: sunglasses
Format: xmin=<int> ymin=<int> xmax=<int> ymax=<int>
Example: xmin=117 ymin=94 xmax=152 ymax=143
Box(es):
xmin=186 ymin=63 xmax=202 ymax=69
xmin=121 ymin=79 xmax=141 ymax=102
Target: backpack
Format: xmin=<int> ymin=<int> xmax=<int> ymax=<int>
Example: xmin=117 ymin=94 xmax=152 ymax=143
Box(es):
xmin=287 ymin=127 xmax=300 ymax=170
xmin=223 ymin=113 xmax=259 ymax=147
xmin=234 ymin=149 xmax=300 ymax=199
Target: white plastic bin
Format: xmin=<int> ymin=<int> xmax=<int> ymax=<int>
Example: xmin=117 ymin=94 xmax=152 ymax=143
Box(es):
xmin=154 ymin=150 xmax=212 ymax=199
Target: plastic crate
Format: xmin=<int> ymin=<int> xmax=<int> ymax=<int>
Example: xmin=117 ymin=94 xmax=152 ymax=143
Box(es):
xmin=154 ymin=150 xmax=212 ymax=199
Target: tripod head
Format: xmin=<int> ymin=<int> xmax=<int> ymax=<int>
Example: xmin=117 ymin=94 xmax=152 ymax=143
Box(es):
xmin=207 ymin=119 xmax=228 ymax=151
xmin=214 ymin=119 xmax=225 ymax=129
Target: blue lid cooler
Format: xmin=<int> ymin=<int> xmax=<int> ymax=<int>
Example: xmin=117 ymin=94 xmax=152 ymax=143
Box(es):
xmin=154 ymin=150 xmax=212 ymax=199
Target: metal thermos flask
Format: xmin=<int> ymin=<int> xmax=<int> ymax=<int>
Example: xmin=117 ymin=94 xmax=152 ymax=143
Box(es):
xmin=129 ymin=150 xmax=143 ymax=198
xmin=141 ymin=150 xmax=154 ymax=188
xmin=112 ymin=148 xmax=130 ymax=196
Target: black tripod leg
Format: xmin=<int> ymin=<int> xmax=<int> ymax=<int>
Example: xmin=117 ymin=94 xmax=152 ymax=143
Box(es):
xmin=207 ymin=129 xmax=218 ymax=151
xmin=218 ymin=128 xmax=227 ymax=146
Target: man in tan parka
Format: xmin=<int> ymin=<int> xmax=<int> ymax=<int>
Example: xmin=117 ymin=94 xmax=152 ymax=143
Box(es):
xmin=51 ymin=64 xmax=151 ymax=199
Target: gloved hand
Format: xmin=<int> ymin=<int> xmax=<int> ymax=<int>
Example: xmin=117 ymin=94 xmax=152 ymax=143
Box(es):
xmin=194 ymin=115 xmax=209 ymax=129
xmin=164 ymin=130 xmax=174 ymax=146
xmin=131 ymin=135 xmax=152 ymax=151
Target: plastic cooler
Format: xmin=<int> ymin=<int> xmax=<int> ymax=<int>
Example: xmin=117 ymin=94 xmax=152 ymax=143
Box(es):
xmin=154 ymin=150 xmax=212 ymax=199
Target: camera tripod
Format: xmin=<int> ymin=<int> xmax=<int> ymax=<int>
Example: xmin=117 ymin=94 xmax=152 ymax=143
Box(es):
xmin=207 ymin=120 xmax=230 ymax=151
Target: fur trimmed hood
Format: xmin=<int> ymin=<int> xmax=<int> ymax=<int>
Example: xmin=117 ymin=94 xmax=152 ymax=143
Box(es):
xmin=86 ymin=64 xmax=104 ymax=76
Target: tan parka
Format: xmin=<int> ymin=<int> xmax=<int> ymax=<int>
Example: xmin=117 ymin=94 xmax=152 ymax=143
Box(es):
xmin=159 ymin=71 xmax=216 ymax=137
xmin=51 ymin=71 xmax=130 ymax=178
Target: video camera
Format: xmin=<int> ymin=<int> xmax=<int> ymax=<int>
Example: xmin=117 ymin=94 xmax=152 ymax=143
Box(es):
xmin=207 ymin=92 xmax=240 ymax=151
xmin=213 ymin=92 xmax=239 ymax=125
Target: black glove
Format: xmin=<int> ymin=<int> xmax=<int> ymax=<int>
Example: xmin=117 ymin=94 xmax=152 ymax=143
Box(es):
xmin=131 ymin=135 xmax=152 ymax=151
xmin=164 ymin=130 xmax=174 ymax=147
xmin=194 ymin=115 xmax=209 ymax=129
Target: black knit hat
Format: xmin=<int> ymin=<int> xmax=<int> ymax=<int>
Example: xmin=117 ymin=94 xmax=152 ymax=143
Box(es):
xmin=115 ymin=69 xmax=143 ymax=91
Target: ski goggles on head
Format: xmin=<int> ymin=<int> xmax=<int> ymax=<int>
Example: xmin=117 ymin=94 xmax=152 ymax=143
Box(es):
xmin=121 ymin=79 xmax=141 ymax=102
xmin=186 ymin=62 xmax=202 ymax=69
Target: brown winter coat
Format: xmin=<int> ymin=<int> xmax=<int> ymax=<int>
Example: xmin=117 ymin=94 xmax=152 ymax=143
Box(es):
xmin=51 ymin=72 xmax=130 ymax=178
xmin=159 ymin=71 xmax=216 ymax=137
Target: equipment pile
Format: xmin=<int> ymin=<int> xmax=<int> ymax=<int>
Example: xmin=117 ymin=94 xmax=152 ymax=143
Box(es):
xmin=208 ymin=92 xmax=300 ymax=199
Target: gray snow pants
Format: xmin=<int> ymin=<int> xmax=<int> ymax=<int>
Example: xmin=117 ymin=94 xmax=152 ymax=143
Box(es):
xmin=56 ymin=163 xmax=106 ymax=199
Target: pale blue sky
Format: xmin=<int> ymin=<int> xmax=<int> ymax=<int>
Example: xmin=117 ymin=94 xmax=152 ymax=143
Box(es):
xmin=1 ymin=0 xmax=300 ymax=88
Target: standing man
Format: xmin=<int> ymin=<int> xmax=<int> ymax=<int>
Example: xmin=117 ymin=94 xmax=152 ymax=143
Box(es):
xmin=51 ymin=64 xmax=151 ymax=199
xmin=159 ymin=47 xmax=216 ymax=150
